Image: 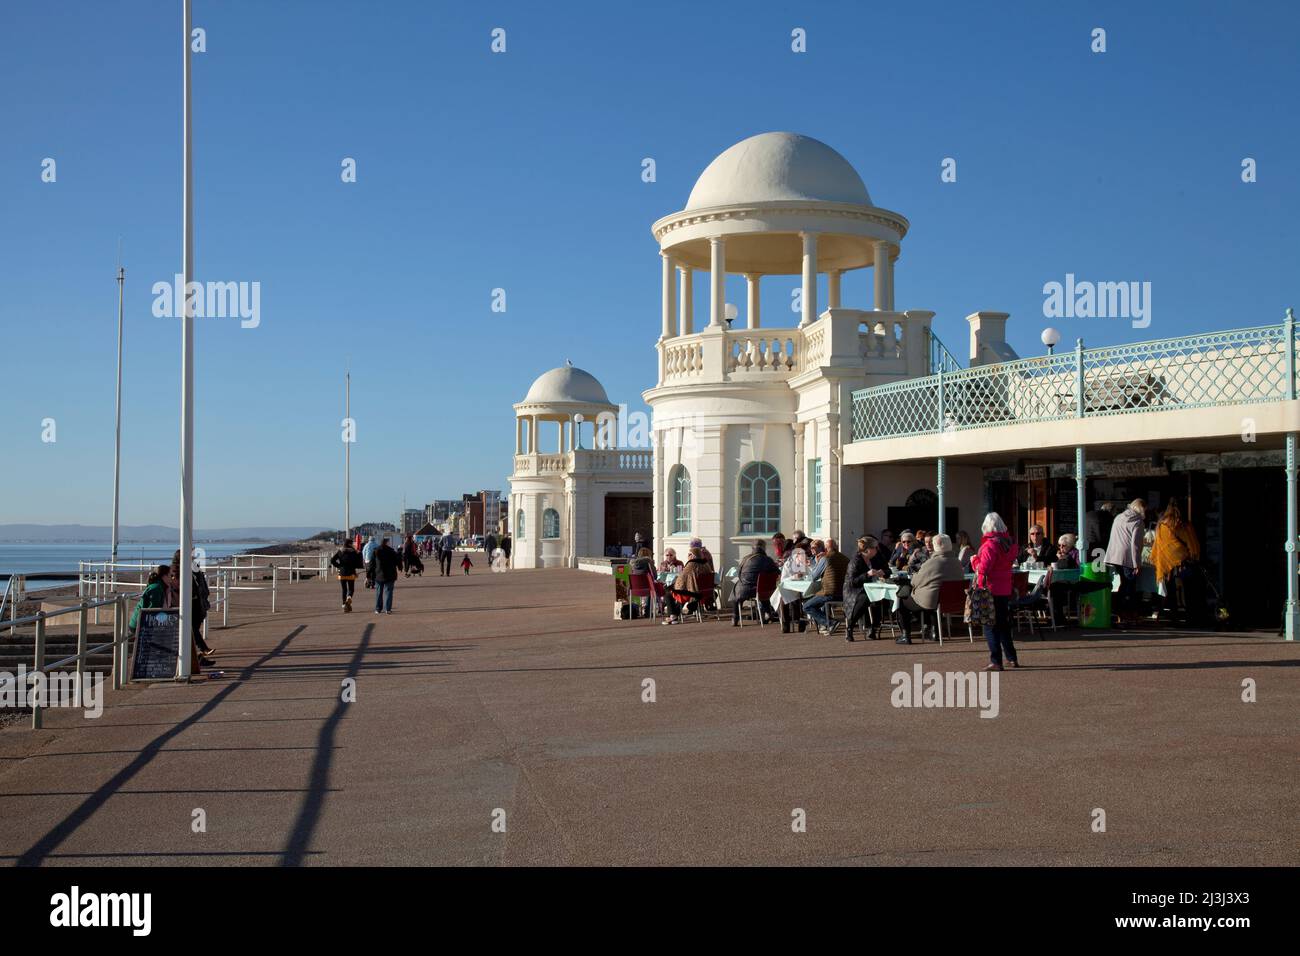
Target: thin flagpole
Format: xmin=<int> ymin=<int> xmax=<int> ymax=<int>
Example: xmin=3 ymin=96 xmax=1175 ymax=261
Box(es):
xmin=345 ymin=367 xmax=351 ymax=542
xmin=111 ymin=246 xmax=124 ymax=591
xmin=178 ymin=0 xmax=195 ymax=680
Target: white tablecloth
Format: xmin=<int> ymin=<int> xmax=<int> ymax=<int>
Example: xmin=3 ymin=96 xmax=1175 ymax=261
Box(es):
xmin=863 ymin=581 xmax=901 ymax=611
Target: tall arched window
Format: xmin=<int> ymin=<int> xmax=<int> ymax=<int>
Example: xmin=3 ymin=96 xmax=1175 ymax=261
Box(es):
xmin=738 ymin=461 xmax=781 ymax=535
xmin=516 ymin=509 xmax=526 ymax=539
xmin=671 ymin=466 xmax=692 ymax=535
xmin=542 ymin=508 xmax=561 ymax=539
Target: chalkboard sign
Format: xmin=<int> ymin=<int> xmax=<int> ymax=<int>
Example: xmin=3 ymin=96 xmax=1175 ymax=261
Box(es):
xmin=130 ymin=609 xmax=181 ymax=681
xmin=1056 ymin=480 xmax=1079 ymax=538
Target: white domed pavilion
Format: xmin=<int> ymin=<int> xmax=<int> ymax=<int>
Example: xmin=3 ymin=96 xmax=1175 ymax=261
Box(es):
xmin=509 ymin=364 xmax=652 ymax=568
xmin=645 ymin=132 xmax=1016 ymax=569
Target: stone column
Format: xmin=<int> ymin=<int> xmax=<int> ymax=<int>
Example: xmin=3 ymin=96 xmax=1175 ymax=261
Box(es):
xmin=528 ymin=416 xmax=538 ymax=455
xmin=800 ymin=232 xmax=818 ymax=327
xmin=745 ymin=273 xmax=761 ymax=329
xmin=886 ymin=249 xmax=896 ymax=310
xmin=661 ymin=252 xmax=677 ymax=340
xmin=709 ymin=238 xmax=726 ymax=328
xmin=828 ymin=269 xmax=842 ymax=310
xmin=873 ymin=240 xmax=889 ymax=310
xmin=515 ymin=418 xmax=522 ymax=455
xmin=679 ymin=267 xmax=693 ymax=335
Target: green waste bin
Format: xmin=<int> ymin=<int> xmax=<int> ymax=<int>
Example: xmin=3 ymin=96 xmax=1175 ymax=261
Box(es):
xmin=1078 ymin=561 xmax=1112 ymax=629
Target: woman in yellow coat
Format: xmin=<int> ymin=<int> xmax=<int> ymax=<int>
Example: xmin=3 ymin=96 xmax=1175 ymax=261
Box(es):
xmin=1151 ymin=498 xmax=1202 ymax=623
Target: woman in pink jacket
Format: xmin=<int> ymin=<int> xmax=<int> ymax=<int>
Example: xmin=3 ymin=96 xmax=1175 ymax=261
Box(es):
xmin=969 ymin=512 xmax=1019 ymax=670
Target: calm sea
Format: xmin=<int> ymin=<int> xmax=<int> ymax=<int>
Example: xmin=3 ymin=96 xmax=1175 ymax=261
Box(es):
xmin=0 ymin=542 xmax=275 ymax=591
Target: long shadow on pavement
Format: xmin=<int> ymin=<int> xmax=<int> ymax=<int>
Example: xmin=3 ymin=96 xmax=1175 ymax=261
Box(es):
xmin=14 ymin=624 xmax=308 ymax=867
xmin=280 ymin=622 xmax=372 ymax=866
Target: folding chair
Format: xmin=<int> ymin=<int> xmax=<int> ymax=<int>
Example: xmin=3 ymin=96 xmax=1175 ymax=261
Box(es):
xmin=737 ymin=571 xmax=779 ymax=627
xmin=821 ymin=600 xmax=846 ymax=637
xmin=627 ymin=572 xmax=658 ymax=620
xmin=935 ymin=579 xmax=974 ymax=646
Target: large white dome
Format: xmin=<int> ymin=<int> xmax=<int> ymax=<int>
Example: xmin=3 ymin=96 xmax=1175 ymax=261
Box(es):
xmin=523 ymin=365 xmax=611 ymax=405
xmin=685 ymin=132 xmax=872 ymax=211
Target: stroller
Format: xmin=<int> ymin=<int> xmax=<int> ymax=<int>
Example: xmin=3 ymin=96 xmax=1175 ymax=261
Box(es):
xmin=403 ymin=549 xmax=424 ymax=578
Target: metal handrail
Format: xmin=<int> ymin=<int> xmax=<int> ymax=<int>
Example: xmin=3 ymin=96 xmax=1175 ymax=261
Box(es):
xmin=0 ymin=595 xmax=131 ymax=729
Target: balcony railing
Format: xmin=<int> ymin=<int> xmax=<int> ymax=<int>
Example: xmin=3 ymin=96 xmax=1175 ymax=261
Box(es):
xmin=851 ymin=317 xmax=1298 ymax=442
xmin=513 ymin=449 xmax=652 ymax=475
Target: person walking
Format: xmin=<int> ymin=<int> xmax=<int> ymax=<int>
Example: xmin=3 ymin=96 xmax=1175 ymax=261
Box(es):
xmin=370 ymin=537 xmax=401 ymax=614
xmin=439 ymin=532 xmax=456 ymax=577
xmin=970 ymin=513 xmax=1018 ymax=670
xmin=330 ymin=539 xmax=365 ymax=612
xmin=1105 ymin=499 xmax=1147 ymax=629
xmin=1151 ymin=497 xmax=1202 ymax=625
xmin=362 ymin=535 xmax=377 ymax=589
xmin=460 ymin=554 xmax=474 ymax=575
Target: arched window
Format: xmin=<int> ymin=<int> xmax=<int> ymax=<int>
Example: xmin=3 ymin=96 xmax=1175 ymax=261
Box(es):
xmin=738 ymin=461 xmax=781 ymax=535
xmin=542 ymin=508 xmax=561 ymax=539
xmin=671 ymin=466 xmax=692 ymax=535
xmin=516 ymin=509 xmax=526 ymax=540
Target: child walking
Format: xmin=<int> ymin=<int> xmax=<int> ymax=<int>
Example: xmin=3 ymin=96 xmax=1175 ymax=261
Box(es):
xmin=460 ymin=555 xmax=474 ymax=575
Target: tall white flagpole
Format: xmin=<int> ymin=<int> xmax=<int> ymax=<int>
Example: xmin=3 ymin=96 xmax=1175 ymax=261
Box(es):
xmin=111 ymin=249 xmax=124 ymax=591
xmin=344 ymin=367 xmax=351 ymax=542
xmin=178 ymin=0 xmax=195 ymax=680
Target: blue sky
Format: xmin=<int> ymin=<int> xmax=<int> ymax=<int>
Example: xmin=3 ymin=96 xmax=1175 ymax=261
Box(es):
xmin=2 ymin=0 xmax=1296 ymax=528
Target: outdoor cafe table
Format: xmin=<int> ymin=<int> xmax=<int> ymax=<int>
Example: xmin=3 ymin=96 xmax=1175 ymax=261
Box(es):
xmin=863 ymin=580 xmax=901 ymax=611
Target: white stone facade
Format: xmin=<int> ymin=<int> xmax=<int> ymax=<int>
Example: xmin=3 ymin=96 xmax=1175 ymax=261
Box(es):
xmin=645 ymin=132 xmax=1016 ymax=570
xmin=509 ymin=365 xmax=652 ymax=568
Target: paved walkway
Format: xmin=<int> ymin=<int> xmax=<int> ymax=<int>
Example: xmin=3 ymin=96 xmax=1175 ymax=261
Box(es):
xmin=1 ymin=561 xmax=1297 ymax=865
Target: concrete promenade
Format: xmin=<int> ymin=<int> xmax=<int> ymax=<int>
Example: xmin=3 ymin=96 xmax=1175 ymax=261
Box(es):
xmin=1 ymin=560 xmax=1297 ymax=866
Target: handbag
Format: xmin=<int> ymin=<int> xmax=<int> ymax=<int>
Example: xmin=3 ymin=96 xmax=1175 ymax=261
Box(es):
xmin=964 ymin=582 xmax=996 ymax=626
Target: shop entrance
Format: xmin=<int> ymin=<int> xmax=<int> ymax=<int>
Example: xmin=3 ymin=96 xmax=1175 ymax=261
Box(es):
xmin=604 ymin=495 xmax=653 ymax=556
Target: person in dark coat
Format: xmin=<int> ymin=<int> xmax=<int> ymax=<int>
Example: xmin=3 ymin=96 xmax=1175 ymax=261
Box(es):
xmin=438 ymin=533 xmax=456 ymax=577
xmin=171 ymin=549 xmax=214 ymax=665
xmin=330 ymin=539 xmax=365 ymax=612
xmin=1084 ymin=503 xmax=1114 ymax=564
xmin=369 ymin=537 xmax=401 ymax=613
xmin=842 ymin=536 xmax=886 ymax=642
xmin=732 ymin=540 xmax=778 ymax=626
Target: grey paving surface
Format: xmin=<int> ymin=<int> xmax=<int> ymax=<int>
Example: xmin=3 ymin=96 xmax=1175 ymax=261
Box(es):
xmin=1 ymin=562 xmax=1296 ymax=866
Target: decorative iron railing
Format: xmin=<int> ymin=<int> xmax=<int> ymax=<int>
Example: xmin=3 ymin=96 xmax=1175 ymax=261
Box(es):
xmin=925 ymin=327 xmax=964 ymax=375
xmin=852 ymin=316 xmax=1297 ymax=441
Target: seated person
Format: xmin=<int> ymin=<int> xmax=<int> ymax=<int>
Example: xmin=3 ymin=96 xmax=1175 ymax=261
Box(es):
xmin=628 ymin=547 xmax=662 ymax=604
xmin=804 ymin=539 xmax=849 ymax=634
xmin=904 ymin=538 xmax=930 ymax=575
xmin=662 ymin=547 xmax=712 ymax=623
xmin=1055 ymin=534 xmax=1079 ymax=569
xmin=897 ymin=533 xmax=965 ymax=644
xmin=733 ymin=539 xmax=779 ymax=626
xmin=658 ymin=548 xmax=684 ymax=576
xmin=776 ymin=540 xmax=813 ymax=633
xmin=689 ymin=537 xmax=714 ymax=571
xmin=1019 ymin=524 xmax=1051 ymax=567
xmin=890 ymin=530 xmax=919 ymax=571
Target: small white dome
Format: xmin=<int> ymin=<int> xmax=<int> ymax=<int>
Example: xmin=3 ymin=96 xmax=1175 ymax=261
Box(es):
xmin=685 ymin=132 xmax=872 ymax=210
xmin=523 ymin=366 xmax=611 ymax=405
